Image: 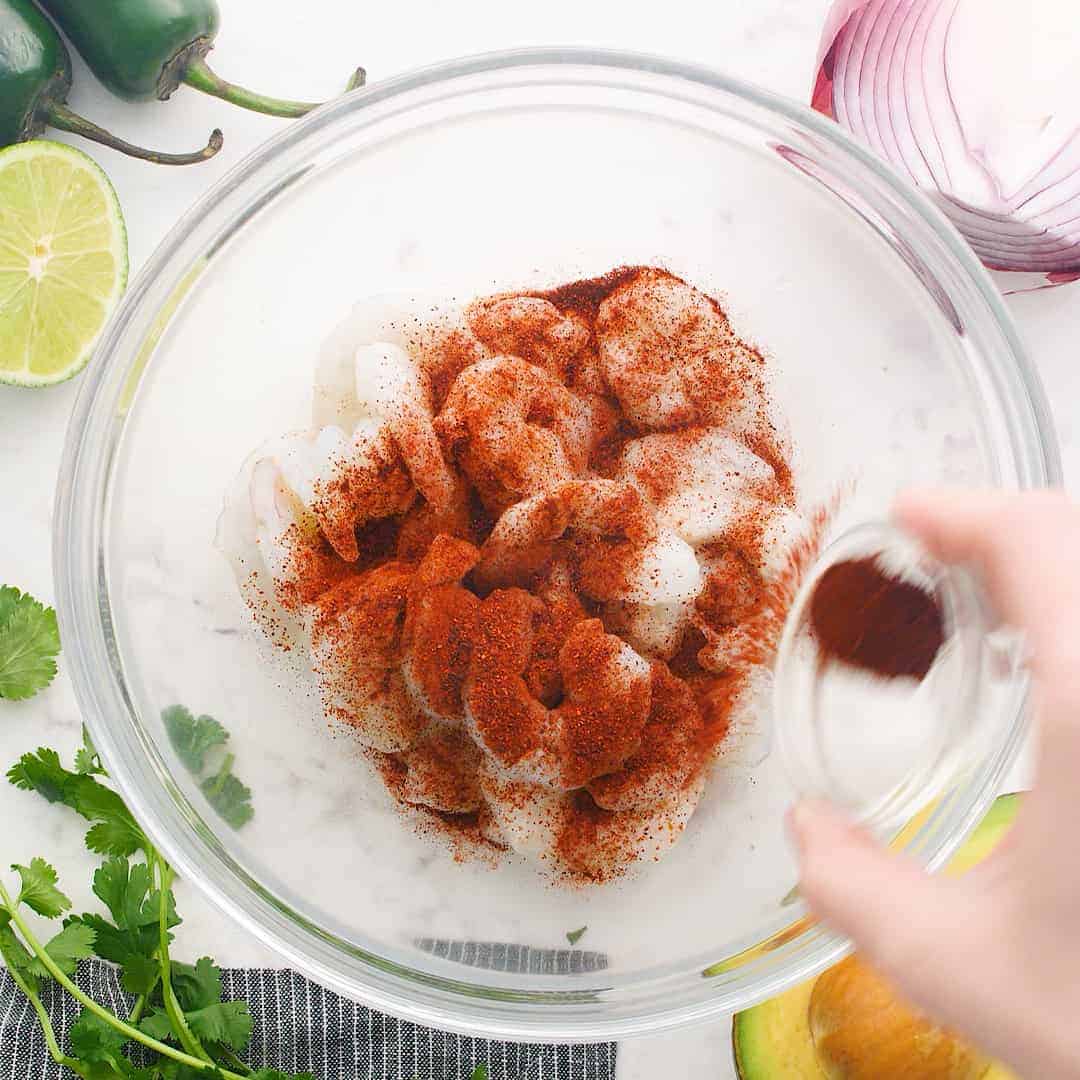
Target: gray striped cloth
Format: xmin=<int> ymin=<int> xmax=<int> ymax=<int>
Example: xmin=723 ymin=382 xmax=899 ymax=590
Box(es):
xmin=1 ymin=957 xmax=617 ymax=1079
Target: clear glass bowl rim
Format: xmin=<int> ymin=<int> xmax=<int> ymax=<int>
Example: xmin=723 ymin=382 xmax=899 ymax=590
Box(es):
xmin=53 ymin=46 xmax=1061 ymax=1042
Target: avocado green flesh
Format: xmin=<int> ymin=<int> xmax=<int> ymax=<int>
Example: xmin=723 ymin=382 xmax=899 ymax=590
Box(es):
xmin=733 ymin=795 xmax=1020 ymax=1079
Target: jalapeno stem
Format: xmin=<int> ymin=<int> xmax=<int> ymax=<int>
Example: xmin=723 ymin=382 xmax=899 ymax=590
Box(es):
xmin=45 ymin=103 xmax=223 ymax=165
xmin=182 ymin=57 xmax=366 ymax=119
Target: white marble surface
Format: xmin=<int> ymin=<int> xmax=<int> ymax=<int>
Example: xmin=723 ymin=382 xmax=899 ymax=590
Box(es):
xmin=2 ymin=1 xmax=1078 ymax=1076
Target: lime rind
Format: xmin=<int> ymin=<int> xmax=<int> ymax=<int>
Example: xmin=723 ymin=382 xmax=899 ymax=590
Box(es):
xmin=0 ymin=140 xmax=128 ymax=388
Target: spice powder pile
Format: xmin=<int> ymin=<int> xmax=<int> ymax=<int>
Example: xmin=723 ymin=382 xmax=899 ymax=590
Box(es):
xmin=809 ymin=557 xmax=945 ymax=680
xmin=221 ymin=265 xmax=810 ymax=883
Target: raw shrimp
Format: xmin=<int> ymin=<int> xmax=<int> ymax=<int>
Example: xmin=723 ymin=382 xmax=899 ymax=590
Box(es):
xmin=314 ymin=337 xmax=457 ymax=548
xmin=522 ymin=561 xmax=589 ymax=707
xmin=313 ymin=292 xmax=443 ymax=426
xmin=465 ymin=294 xmax=590 ymax=383
xmin=310 ymin=561 xmax=429 ymax=752
xmin=695 ymin=506 xmax=811 ymax=672
xmin=276 ymin=421 xmax=416 ymax=563
xmin=381 ymin=724 xmax=485 ymax=814
xmin=401 ymin=534 xmax=481 ymax=722
xmin=434 ymin=356 xmax=611 ymax=515
xmin=553 ymin=778 xmax=707 ymax=882
xmin=595 ymin=268 xmax=767 ymax=433
xmin=477 ymin=766 xmax=706 ymax=880
xmin=215 ymin=434 xmax=351 ymax=646
xmin=476 ymin=768 xmax=563 ymax=864
xmin=617 ymin=427 xmax=784 ymax=548
xmin=586 ymin=661 xmax=706 ymax=811
xmin=473 ymin=478 xmax=703 ymax=658
xmin=394 ymin=483 xmax=479 ymax=561
xmin=464 ymin=588 xmax=652 ymax=789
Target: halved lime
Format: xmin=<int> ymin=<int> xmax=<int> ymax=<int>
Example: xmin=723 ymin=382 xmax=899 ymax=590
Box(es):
xmin=0 ymin=141 xmax=128 ymax=387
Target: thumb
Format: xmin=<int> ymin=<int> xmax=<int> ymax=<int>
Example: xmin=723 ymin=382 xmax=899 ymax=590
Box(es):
xmin=790 ymin=799 xmax=978 ymax=1010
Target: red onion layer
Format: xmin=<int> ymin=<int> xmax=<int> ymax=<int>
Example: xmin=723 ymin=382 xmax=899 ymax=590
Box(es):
xmin=813 ymin=0 xmax=1080 ymax=289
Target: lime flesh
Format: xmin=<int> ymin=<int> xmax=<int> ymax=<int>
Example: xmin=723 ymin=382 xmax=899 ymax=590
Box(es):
xmin=0 ymin=141 xmax=128 ymax=387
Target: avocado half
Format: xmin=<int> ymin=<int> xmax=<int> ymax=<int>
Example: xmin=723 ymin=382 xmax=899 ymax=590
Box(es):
xmin=732 ymin=794 xmax=1020 ymax=1079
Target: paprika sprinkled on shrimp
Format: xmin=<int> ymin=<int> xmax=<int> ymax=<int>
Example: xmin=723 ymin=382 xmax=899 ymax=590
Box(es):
xmin=218 ymin=266 xmax=820 ymax=882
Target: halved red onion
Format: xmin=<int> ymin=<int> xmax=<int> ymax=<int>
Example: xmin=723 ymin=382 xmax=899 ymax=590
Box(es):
xmin=814 ymin=0 xmax=1080 ymax=290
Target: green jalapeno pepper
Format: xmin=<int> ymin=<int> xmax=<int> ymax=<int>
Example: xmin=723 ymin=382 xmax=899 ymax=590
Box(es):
xmin=0 ymin=0 xmax=220 ymax=163
xmin=37 ymin=0 xmax=365 ymax=119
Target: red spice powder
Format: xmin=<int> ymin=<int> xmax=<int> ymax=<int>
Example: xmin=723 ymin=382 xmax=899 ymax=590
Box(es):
xmin=554 ymin=619 xmax=651 ymax=788
xmin=466 ymin=294 xmax=590 ymax=383
xmin=809 ymin=557 xmax=945 ymax=680
xmin=586 ymin=662 xmax=706 ymax=811
xmin=466 ymin=588 xmax=549 ymax=767
xmin=372 ymin=750 xmax=507 ymax=860
xmin=423 ymin=324 xmax=492 ymax=411
xmin=532 ymin=264 xmax=648 ymax=321
xmin=273 ymin=527 xmax=354 ymax=614
xmin=401 ymin=535 xmax=481 ymax=720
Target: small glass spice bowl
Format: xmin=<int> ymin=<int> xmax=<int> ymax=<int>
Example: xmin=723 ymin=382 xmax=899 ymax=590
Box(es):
xmin=773 ymin=522 xmax=1028 ymax=835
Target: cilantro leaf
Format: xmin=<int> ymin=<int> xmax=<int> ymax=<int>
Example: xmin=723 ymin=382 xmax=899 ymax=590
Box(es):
xmin=137 ymin=1007 xmax=174 ymax=1042
xmin=162 ymin=707 xmax=254 ymax=829
xmin=0 ymin=586 xmax=60 ymax=700
xmin=74 ymin=747 xmax=97 ymax=776
xmin=0 ymin=587 xmax=18 ymax=626
xmin=75 ymin=725 xmax=106 ymax=776
xmin=86 ymin=818 xmax=145 ymax=858
xmin=163 ymin=705 xmax=228 ymax=774
xmin=171 ymin=956 xmax=222 ymax=1011
xmin=200 ymin=760 xmax=253 ymax=830
xmin=12 ymin=857 xmax=70 ymax=917
xmin=24 ymin=920 xmax=97 ymax=978
xmin=470 ymin=1068 xmax=490 ymax=1080
xmin=93 ymin=859 xmax=157 ymax=929
xmin=8 ymin=749 xmax=146 ymax=855
xmin=140 ymin=996 xmax=253 ymax=1055
xmin=186 ymin=1000 xmax=253 ymax=1052
xmin=69 ymin=1008 xmax=130 ymax=1062
xmin=8 ymin=747 xmax=68 ymax=803
xmin=70 ymin=776 xmax=138 ymax=830
xmin=0 ymin=920 xmax=37 ymax=985
xmin=118 ymin=951 xmax=160 ymax=996
xmin=70 ymin=910 xmax=165 ymax=996
xmin=566 ymin=926 xmax=587 ymax=946
xmin=71 ymin=912 xmax=154 ymax=965
xmin=67 ymin=858 xmax=176 ymax=995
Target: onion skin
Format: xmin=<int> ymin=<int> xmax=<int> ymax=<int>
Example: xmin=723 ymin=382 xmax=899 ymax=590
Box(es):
xmin=812 ymin=0 xmax=1080 ymax=289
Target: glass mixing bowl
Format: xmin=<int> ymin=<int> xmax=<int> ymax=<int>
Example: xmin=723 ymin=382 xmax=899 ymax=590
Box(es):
xmin=55 ymin=49 xmax=1059 ymax=1041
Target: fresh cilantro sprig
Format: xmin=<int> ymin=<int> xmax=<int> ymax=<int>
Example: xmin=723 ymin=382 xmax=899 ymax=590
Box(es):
xmin=0 ymin=741 xmax=316 ymax=1079
xmin=2 ymin=737 xmax=491 ymax=1079
xmin=7 ymin=746 xmax=147 ymax=857
xmin=0 ymin=586 xmax=60 ymax=701
xmin=163 ymin=706 xmax=253 ymax=829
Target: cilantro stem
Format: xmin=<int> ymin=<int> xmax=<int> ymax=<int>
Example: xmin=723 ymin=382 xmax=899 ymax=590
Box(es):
xmin=5 ymin=961 xmax=87 ymax=1076
xmin=205 ymin=753 xmax=235 ymax=797
xmin=0 ymin=880 xmax=247 ymax=1079
xmin=155 ymin=855 xmax=213 ymax=1064
xmin=127 ymin=977 xmax=159 ymax=1025
xmin=216 ymin=1045 xmax=254 ymax=1075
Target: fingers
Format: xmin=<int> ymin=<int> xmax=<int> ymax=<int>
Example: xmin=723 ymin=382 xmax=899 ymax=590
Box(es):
xmin=789 ymin=800 xmax=981 ymax=1010
xmin=893 ymin=489 xmax=1080 ymax=680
